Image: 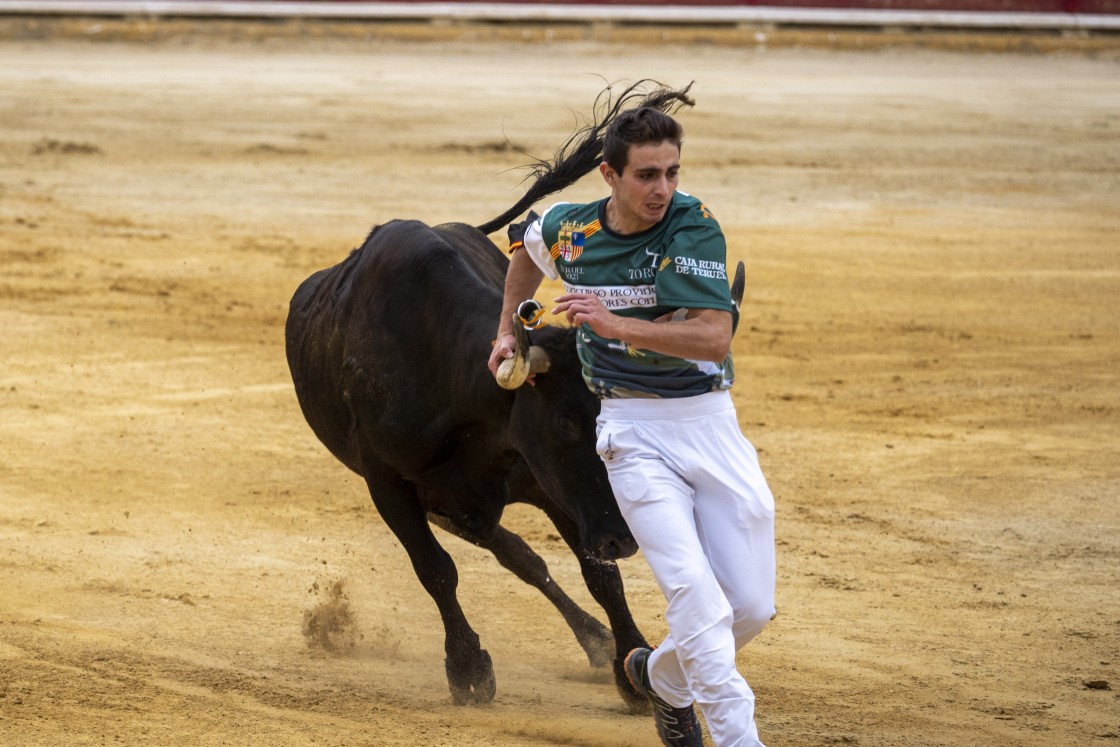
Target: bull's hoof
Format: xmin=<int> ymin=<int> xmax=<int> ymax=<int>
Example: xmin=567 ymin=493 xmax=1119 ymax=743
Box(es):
xmin=577 ymin=623 xmax=615 ymax=669
xmin=614 ymin=656 xmax=652 ymax=715
xmin=446 ymin=649 xmax=496 ymax=705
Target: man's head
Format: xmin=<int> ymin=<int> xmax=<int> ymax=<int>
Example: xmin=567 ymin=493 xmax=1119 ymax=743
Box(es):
xmin=600 ymin=107 xmax=684 ymax=234
xmin=602 ymin=107 xmax=684 ymax=175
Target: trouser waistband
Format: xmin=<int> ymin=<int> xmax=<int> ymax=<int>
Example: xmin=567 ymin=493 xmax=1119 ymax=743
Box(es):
xmin=598 ymin=389 xmax=733 ymax=421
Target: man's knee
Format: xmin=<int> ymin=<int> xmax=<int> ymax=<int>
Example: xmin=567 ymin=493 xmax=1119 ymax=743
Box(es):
xmin=731 ymin=600 xmax=774 ymax=647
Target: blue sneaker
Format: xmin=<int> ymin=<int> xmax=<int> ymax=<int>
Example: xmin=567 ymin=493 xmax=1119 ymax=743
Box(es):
xmin=624 ymin=647 xmax=704 ymax=747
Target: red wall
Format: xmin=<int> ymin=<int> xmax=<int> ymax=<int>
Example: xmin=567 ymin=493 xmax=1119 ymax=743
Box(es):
xmin=320 ymin=0 xmax=1118 ymax=14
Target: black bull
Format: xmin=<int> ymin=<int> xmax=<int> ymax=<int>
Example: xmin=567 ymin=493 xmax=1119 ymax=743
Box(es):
xmin=285 ymin=219 xmax=648 ymax=707
xmin=283 ymin=81 xmax=746 ymax=710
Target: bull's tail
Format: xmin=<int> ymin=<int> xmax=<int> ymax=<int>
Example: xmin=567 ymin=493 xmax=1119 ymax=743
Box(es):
xmin=476 ymin=79 xmax=695 ymax=236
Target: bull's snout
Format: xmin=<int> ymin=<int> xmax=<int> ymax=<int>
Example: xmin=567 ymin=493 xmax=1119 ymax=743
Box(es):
xmin=597 ymin=533 xmax=638 ymax=562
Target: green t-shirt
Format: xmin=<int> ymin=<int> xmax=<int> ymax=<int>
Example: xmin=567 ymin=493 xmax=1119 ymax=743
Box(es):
xmin=524 ymin=191 xmax=736 ymax=399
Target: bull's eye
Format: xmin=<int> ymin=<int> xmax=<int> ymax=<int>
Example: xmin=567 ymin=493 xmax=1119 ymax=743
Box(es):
xmin=557 ymin=415 xmax=576 ymax=434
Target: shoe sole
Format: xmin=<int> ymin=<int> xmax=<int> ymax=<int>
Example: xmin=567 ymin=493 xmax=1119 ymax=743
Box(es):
xmin=623 ymin=647 xmax=651 ymax=695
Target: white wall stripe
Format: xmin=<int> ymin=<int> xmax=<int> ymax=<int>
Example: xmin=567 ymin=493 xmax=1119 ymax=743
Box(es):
xmin=0 ymin=0 xmax=1118 ymax=30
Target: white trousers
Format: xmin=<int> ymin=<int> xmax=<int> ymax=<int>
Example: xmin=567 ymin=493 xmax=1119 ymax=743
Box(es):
xmin=596 ymin=390 xmax=776 ymax=747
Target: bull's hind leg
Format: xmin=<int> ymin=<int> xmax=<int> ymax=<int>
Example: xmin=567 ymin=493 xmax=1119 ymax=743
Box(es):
xmin=362 ymin=466 xmax=496 ymax=705
xmin=428 ymin=514 xmax=615 ymax=668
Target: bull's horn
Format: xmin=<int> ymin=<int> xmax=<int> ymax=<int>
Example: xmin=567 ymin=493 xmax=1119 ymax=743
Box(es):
xmin=731 ymin=260 xmax=745 ymax=308
xmin=730 ymin=261 xmax=746 ymax=337
xmin=496 ymin=314 xmax=532 ymax=389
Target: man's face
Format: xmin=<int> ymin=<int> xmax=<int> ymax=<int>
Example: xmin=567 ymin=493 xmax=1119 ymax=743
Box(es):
xmin=600 ymin=140 xmax=680 ymax=234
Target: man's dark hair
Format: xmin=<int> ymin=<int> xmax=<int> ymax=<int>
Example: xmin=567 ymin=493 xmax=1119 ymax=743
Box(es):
xmin=602 ymin=107 xmax=684 ymax=174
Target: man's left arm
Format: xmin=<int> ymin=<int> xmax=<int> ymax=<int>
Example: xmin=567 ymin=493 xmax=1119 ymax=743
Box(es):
xmin=551 ymin=296 xmax=732 ymax=363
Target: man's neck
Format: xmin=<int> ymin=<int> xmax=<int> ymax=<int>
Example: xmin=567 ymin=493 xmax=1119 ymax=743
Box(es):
xmin=604 ymin=197 xmax=651 ymax=236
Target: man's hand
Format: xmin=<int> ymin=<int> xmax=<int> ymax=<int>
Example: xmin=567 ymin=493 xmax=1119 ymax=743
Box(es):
xmin=552 ymin=293 xmax=619 ymax=338
xmin=488 ymin=329 xmax=538 ymax=387
xmin=487 ymin=332 xmax=518 ymax=377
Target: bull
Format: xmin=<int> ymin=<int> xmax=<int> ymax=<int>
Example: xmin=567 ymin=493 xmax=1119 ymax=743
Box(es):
xmin=285 ymin=82 xmax=703 ymax=709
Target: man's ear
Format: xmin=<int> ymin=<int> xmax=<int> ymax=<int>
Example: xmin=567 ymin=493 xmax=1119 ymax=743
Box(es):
xmin=599 ymin=161 xmax=617 ymax=186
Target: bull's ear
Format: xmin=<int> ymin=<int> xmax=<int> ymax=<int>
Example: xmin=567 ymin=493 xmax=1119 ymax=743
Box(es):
xmin=527 ymin=347 xmax=551 ymax=375
xmin=496 ymin=315 xmax=532 ymax=389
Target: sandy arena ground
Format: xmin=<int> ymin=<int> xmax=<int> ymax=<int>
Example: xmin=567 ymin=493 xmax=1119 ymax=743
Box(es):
xmin=1 ymin=17 xmax=1118 ymax=747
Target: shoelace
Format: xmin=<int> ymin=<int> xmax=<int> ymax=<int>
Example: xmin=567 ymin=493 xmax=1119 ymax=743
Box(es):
xmin=650 ymin=693 xmax=698 ymax=739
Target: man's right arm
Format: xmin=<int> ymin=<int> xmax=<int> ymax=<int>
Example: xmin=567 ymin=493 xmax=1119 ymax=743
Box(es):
xmin=488 ymin=243 xmax=546 ymax=377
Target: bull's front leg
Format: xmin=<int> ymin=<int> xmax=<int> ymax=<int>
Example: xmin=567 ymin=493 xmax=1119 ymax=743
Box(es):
xmin=535 ymin=500 xmax=651 ymax=714
xmin=363 ymin=468 xmax=495 ymax=705
xmin=429 ymin=513 xmax=616 ymax=669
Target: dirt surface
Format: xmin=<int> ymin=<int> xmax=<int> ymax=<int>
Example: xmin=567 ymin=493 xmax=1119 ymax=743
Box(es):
xmin=1 ymin=19 xmax=1118 ymax=747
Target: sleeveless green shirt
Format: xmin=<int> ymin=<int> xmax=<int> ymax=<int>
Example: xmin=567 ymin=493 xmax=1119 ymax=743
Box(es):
xmin=524 ymin=191 xmax=736 ymax=399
